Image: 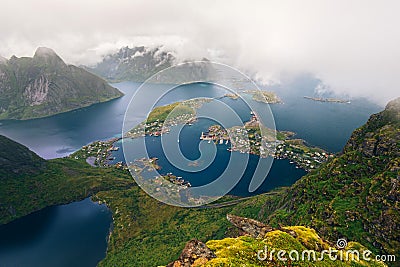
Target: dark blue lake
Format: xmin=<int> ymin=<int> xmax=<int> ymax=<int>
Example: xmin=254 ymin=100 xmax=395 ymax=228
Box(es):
xmin=0 ymin=198 xmax=112 ymax=267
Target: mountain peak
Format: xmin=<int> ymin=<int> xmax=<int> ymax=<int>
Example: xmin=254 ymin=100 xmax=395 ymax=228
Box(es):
xmin=33 ymin=47 xmax=65 ymax=66
xmin=0 ymin=47 xmax=123 ymax=120
xmin=34 ymin=47 xmax=57 ymax=57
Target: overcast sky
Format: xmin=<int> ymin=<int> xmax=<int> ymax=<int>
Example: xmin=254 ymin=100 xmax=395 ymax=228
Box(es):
xmin=1 ymin=0 xmax=399 ymax=104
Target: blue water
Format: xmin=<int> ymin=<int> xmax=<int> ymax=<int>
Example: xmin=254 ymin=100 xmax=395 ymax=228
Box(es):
xmin=0 ymin=80 xmax=380 ymax=159
xmin=111 ymin=107 xmax=307 ymax=197
xmin=0 ymin=78 xmax=382 ymax=265
xmin=0 ymin=198 xmax=112 ymax=267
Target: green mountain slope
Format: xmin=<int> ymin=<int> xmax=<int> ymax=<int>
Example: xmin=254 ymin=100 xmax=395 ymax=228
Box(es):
xmin=0 ymin=135 xmax=133 ymax=224
xmin=0 ymin=135 xmax=46 ymax=178
xmin=0 ymin=47 xmax=123 ymax=120
xmin=252 ymin=97 xmax=400 ymax=258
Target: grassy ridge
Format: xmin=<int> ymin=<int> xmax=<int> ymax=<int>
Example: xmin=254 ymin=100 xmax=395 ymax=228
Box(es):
xmin=0 ymin=157 xmax=134 ymax=225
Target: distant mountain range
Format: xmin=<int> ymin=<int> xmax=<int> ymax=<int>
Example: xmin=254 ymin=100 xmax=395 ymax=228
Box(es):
xmin=0 ymin=47 xmax=123 ymax=120
xmin=88 ymin=46 xmax=174 ymax=82
xmin=87 ymin=46 xmax=217 ymax=84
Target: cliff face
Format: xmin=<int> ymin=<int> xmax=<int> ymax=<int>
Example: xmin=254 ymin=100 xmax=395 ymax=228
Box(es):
xmin=344 ymin=97 xmax=400 ymax=158
xmin=258 ymin=97 xmax=400 ymax=257
xmin=0 ymin=47 xmax=123 ymax=120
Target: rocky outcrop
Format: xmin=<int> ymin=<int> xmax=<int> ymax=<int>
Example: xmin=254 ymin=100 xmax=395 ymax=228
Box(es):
xmin=166 ymin=239 xmax=216 ymax=267
xmin=227 ymin=214 xmax=297 ymax=238
xmin=166 ymin=215 xmax=384 ymax=266
xmin=23 ymin=75 xmax=50 ymax=105
xmin=0 ymin=47 xmax=123 ymax=120
xmin=344 ymin=97 xmax=400 ymax=158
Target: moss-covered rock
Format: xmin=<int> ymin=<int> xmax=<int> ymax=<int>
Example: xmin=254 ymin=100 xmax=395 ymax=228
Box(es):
xmin=203 ymin=230 xmax=386 ymax=267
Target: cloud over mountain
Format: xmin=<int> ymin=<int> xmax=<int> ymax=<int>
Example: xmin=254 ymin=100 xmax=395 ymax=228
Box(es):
xmin=0 ymin=0 xmax=399 ymax=104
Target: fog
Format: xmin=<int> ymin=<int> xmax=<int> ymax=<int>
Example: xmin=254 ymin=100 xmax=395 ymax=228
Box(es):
xmin=1 ymin=0 xmax=399 ymax=104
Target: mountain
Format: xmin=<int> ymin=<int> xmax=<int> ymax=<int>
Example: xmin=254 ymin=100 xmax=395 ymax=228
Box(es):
xmin=256 ymin=97 xmax=400 ymax=258
xmin=0 ymin=135 xmax=46 ymax=178
xmin=88 ymin=46 xmax=174 ymax=82
xmin=87 ymin=46 xmax=217 ymax=83
xmin=0 ymin=47 xmax=123 ymax=120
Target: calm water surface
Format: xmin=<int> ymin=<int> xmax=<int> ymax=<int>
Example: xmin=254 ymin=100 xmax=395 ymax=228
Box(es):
xmin=0 ymin=79 xmax=382 ymax=266
xmin=0 ymin=198 xmax=112 ymax=267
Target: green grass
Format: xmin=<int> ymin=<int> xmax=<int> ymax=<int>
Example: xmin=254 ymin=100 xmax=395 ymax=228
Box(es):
xmin=0 ymin=158 xmax=134 ymax=225
xmin=146 ymin=102 xmax=194 ymax=123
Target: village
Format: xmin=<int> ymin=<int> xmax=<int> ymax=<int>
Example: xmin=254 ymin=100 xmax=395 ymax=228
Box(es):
xmin=126 ymin=113 xmax=198 ymax=139
xmin=128 ymin=157 xmax=191 ymax=188
xmin=70 ymin=138 xmax=121 ymax=167
xmin=200 ymin=111 xmax=334 ymax=171
xmin=200 ymin=112 xmax=281 ymax=157
xmin=275 ymin=140 xmax=335 ymax=171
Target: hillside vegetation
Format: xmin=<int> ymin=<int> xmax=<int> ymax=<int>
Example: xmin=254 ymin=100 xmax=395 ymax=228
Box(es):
xmin=249 ymin=98 xmax=400 ymax=258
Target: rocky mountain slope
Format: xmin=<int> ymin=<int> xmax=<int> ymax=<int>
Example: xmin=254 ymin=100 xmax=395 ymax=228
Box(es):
xmin=87 ymin=46 xmax=216 ymax=83
xmin=0 ymin=47 xmax=123 ymax=120
xmin=88 ymin=46 xmax=174 ymax=82
xmin=256 ymin=97 xmax=400 ymax=258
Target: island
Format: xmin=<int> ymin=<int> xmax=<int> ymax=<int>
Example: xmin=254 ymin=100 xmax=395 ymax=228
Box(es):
xmin=223 ymin=93 xmax=240 ymax=99
xmin=223 ymin=90 xmax=281 ymax=104
xmin=304 ymin=96 xmax=351 ymax=104
xmin=125 ymin=98 xmax=210 ymax=139
xmin=243 ymin=90 xmax=282 ymax=103
xmin=200 ymin=111 xmax=334 ymax=171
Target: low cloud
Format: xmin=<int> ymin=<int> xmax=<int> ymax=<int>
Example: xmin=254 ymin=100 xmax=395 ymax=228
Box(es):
xmin=0 ymin=0 xmax=399 ymax=104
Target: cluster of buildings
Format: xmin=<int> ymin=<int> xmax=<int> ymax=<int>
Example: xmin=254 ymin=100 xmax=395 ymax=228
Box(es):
xmin=275 ymin=142 xmax=334 ymax=171
xmin=127 ymin=113 xmax=196 ymax=138
xmin=73 ymin=138 xmax=119 ymax=167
